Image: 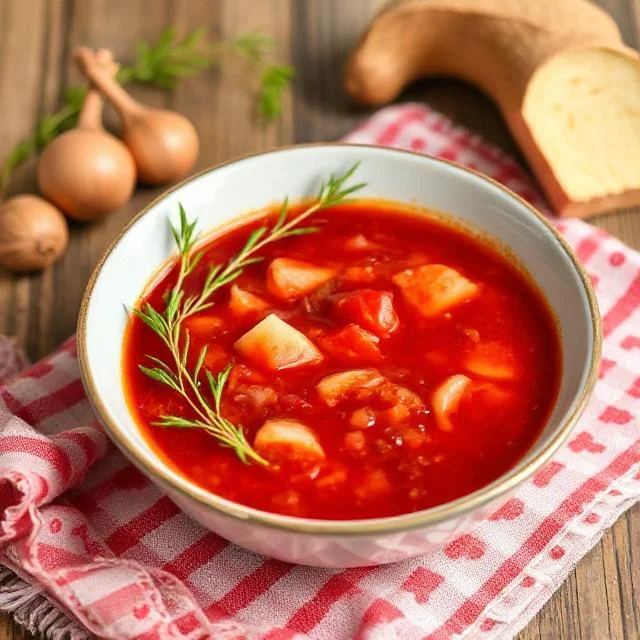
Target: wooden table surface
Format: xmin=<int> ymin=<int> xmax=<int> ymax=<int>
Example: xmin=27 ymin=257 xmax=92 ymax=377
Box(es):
xmin=0 ymin=1 xmax=638 ymax=638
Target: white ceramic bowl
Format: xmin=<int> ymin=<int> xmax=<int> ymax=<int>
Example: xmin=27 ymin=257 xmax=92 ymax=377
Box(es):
xmin=78 ymin=144 xmax=601 ymax=568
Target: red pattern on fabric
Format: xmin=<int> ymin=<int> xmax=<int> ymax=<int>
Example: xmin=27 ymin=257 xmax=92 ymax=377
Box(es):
xmin=213 ymin=559 xmax=292 ymax=617
xmin=6 ymin=380 xmax=85 ymax=424
xmin=550 ymin=546 xmax=565 ymax=560
xmin=599 ymin=359 xmax=616 ymax=379
xmin=480 ymin=618 xmax=497 ymax=632
xmin=431 ymin=439 xmax=640 ymax=638
xmin=599 ymin=406 xmax=633 ymax=424
xmin=0 ymin=104 xmax=637 ymax=639
xmin=609 ymin=251 xmax=626 ymax=267
xmin=488 ymin=498 xmax=525 ymax=521
xmin=532 ymin=461 xmax=565 ymax=488
xmin=575 ymin=236 xmax=601 ymax=263
xmin=402 ymin=567 xmax=444 ymax=603
xmin=602 ymin=272 xmax=640 ymax=336
xmin=621 ymin=336 xmax=640 ymax=350
xmin=568 ymin=432 xmax=606 ymax=454
xmin=105 ymin=496 xmax=180 ymax=555
xmin=628 ymin=378 xmax=640 ymax=399
xmin=354 ymin=598 xmax=403 ymax=640
xmin=283 ymin=568 xmax=375 ymax=635
xmin=161 ymin=534 xmax=228 ymax=581
xmin=0 ymin=435 xmax=74 ymax=483
xmin=444 ymin=534 xmax=486 ymax=560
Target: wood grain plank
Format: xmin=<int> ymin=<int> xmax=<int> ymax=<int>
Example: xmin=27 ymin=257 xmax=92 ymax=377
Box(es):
xmin=622 ymin=505 xmax=640 ymax=638
xmin=593 ymin=210 xmax=640 ymax=249
xmin=0 ymin=1 xmax=68 ymax=634
xmin=603 ymin=507 xmax=640 ymax=640
xmin=171 ymin=0 xmax=294 ymax=163
xmin=292 ymin=0 xmax=388 ymax=143
xmin=632 ymin=0 xmax=640 ymax=45
xmin=531 ymin=573 xmax=581 ymax=640
xmin=0 ymin=0 xmax=50 ymax=351
xmin=0 ymin=615 xmax=30 ymax=640
xmin=26 ymin=0 xmax=70 ymax=358
xmin=575 ymin=536 xmax=617 ymax=639
xmin=45 ymin=0 xmax=175 ymax=354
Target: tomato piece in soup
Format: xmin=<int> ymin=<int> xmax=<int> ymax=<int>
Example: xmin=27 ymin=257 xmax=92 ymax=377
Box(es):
xmin=331 ymin=289 xmax=399 ymax=337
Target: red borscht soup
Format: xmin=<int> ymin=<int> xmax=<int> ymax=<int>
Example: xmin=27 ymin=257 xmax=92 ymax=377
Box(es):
xmin=123 ymin=201 xmax=560 ymax=520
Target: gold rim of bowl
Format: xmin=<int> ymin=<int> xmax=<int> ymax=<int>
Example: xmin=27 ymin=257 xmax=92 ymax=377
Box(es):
xmin=77 ymin=143 xmax=602 ymax=536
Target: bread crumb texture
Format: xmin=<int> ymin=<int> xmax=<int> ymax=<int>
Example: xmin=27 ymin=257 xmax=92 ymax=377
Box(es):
xmin=524 ymin=49 xmax=640 ymax=202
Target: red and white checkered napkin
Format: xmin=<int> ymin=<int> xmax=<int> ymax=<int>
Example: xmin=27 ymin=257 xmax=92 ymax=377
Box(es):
xmin=0 ymin=104 xmax=638 ymax=640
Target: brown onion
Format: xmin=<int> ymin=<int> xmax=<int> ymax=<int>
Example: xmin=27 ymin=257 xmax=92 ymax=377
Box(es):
xmin=75 ymin=47 xmax=199 ymax=185
xmin=37 ymin=50 xmax=136 ymax=221
xmin=0 ymin=195 xmax=68 ymax=272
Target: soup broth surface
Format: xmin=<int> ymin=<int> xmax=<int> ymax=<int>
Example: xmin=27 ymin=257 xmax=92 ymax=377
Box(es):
xmin=123 ymin=201 xmax=561 ymax=520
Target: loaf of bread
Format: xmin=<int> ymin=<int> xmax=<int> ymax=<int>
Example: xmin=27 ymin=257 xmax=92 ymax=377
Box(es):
xmin=345 ymin=0 xmax=640 ymax=217
xmin=519 ymin=47 xmax=640 ymax=216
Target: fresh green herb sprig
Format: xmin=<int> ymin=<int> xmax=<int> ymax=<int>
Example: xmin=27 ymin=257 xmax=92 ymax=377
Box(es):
xmin=116 ymin=27 xmax=213 ymax=90
xmin=134 ymin=163 xmax=365 ymax=466
xmin=225 ymin=31 xmax=295 ymax=118
xmin=0 ymin=28 xmax=293 ymax=198
xmin=0 ymin=86 xmax=86 ymax=197
xmin=257 ymin=65 xmax=296 ymax=119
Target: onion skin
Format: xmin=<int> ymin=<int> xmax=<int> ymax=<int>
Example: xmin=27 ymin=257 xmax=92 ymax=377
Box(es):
xmin=123 ymin=109 xmax=200 ymax=185
xmin=0 ymin=195 xmax=69 ymax=272
xmin=75 ymin=47 xmax=199 ymax=186
xmin=37 ymin=128 xmax=136 ymax=221
xmin=37 ymin=48 xmax=137 ymax=222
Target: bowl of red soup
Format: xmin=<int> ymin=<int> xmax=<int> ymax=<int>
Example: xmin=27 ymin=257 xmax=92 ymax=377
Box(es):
xmin=78 ymin=144 xmax=600 ymax=567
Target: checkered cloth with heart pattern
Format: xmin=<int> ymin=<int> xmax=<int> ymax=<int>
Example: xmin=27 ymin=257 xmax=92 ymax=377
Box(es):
xmin=0 ymin=104 xmax=638 ymax=640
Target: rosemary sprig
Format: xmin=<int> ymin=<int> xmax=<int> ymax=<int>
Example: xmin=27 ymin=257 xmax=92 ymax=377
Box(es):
xmin=134 ymin=164 xmax=365 ymax=465
xmin=0 ymin=28 xmax=293 ymax=198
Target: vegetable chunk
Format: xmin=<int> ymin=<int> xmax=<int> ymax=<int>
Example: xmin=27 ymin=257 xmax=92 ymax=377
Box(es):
xmin=344 ymin=234 xmax=382 ymax=252
xmin=432 ymin=374 xmax=471 ymax=431
xmin=465 ymin=341 xmax=517 ymax=380
xmin=232 ymin=385 xmax=277 ymax=412
xmin=393 ymin=264 xmax=478 ymax=317
xmin=254 ymin=419 xmax=325 ymax=464
xmin=316 ymin=369 xmax=385 ymax=407
xmin=234 ymin=314 xmax=323 ymax=371
xmin=184 ymin=314 xmax=224 ymax=335
xmin=316 ymin=368 xmax=426 ymax=426
xmin=228 ymin=285 xmax=269 ymax=315
xmin=355 ymin=469 xmax=392 ymax=500
xmin=318 ymin=324 xmax=381 ymax=363
xmin=267 ymin=258 xmax=336 ymax=300
xmin=331 ymin=289 xmax=399 ymax=337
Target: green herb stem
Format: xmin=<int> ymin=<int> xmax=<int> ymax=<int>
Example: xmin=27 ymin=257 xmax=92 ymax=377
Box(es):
xmin=134 ymin=163 xmax=365 ymax=466
xmin=0 ymin=28 xmax=293 ymax=199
